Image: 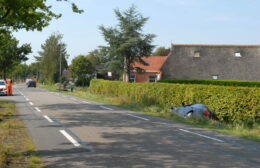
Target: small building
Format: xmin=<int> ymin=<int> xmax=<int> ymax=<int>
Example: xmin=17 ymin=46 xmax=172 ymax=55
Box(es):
xmin=161 ymin=44 xmax=260 ymax=81
xmin=124 ymin=56 xmax=168 ymax=82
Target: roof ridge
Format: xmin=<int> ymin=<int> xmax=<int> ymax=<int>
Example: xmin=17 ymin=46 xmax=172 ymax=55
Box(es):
xmin=172 ymin=44 xmax=260 ymax=47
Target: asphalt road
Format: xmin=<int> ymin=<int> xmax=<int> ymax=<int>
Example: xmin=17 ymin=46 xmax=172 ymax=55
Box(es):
xmin=1 ymin=84 xmax=259 ymax=168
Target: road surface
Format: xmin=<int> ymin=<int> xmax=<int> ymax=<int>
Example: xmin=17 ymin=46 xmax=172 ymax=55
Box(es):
xmin=1 ymin=84 xmax=259 ymax=168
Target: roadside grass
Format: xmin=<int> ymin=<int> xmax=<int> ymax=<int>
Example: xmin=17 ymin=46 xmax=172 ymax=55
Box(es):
xmin=39 ymin=84 xmax=260 ymax=142
xmin=0 ymin=101 xmax=44 ymax=168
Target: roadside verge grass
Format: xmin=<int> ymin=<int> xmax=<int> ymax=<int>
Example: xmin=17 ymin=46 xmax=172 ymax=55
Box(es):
xmin=0 ymin=101 xmax=44 ymax=168
xmin=39 ymin=84 xmax=260 ymax=142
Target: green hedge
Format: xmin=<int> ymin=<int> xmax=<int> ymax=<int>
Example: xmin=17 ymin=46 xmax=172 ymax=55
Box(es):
xmin=158 ymin=79 xmax=260 ymax=87
xmin=89 ymin=79 xmax=260 ymax=123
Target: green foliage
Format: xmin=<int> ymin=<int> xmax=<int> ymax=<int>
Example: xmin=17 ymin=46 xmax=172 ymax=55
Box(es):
xmin=0 ymin=0 xmax=83 ymax=31
xmin=10 ymin=62 xmax=40 ymax=81
xmin=0 ymin=31 xmax=31 ymax=78
xmin=90 ymin=79 xmax=260 ymax=124
xmin=69 ymin=55 xmax=94 ymax=86
xmin=99 ymin=5 xmax=155 ymax=81
xmin=158 ymin=79 xmax=260 ymax=87
xmin=9 ymin=63 xmax=28 ymax=80
xmin=86 ymin=49 xmax=107 ymax=66
xmin=37 ymin=33 xmax=68 ymax=84
xmin=152 ymin=46 xmax=170 ymax=56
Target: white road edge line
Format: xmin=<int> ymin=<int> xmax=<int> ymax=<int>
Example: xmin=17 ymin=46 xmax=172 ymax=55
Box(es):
xmin=43 ymin=115 xmax=53 ymax=123
xmin=29 ymin=102 xmax=33 ymax=105
xmin=35 ymin=107 xmax=41 ymax=112
xmin=127 ymin=114 xmax=149 ymax=121
xmin=60 ymin=130 xmax=81 ymax=147
xmin=25 ymin=98 xmax=29 ymax=101
xmin=82 ymin=101 xmax=90 ymax=104
xmin=179 ymin=129 xmax=224 ymax=143
xmin=100 ymin=106 xmax=113 ymax=111
xmin=70 ymin=98 xmax=77 ymax=101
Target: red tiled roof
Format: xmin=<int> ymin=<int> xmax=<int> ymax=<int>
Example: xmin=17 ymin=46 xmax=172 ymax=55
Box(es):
xmin=132 ymin=56 xmax=168 ymax=71
xmin=172 ymin=44 xmax=260 ymax=47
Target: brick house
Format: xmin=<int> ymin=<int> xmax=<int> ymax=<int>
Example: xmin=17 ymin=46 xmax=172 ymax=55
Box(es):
xmin=161 ymin=44 xmax=260 ymax=81
xmin=124 ymin=56 xmax=168 ymax=82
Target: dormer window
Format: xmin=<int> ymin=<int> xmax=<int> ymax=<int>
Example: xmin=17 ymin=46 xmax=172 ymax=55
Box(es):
xmin=234 ymin=52 xmax=242 ymax=57
xmin=194 ymin=51 xmax=200 ymax=57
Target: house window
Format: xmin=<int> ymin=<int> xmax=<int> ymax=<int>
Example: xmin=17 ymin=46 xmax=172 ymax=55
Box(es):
xmin=212 ymin=75 xmax=218 ymax=80
xmin=129 ymin=74 xmax=135 ymax=82
xmin=149 ymin=75 xmax=157 ymax=82
xmin=234 ymin=52 xmax=242 ymax=57
xmin=194 ymin=51 xmax=200 ymax=57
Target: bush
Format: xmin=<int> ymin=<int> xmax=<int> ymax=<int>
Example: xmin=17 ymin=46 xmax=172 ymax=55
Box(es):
xmin=158 ymin=79 xmax=260 ymax=87
xmin=89 ymin=79 xmax=260 ymax=124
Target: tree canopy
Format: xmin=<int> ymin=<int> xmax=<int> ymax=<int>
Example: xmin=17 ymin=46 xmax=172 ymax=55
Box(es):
xmin=69 ymin=55 xmax=94 ymax=86
xmin=0 ymin=0 xmax=83 ymax=31
xmin=37 ymin=33 xmax=68 ymax=84
xmin=0 ymin=31 xmax=31 ymax=78
xmin=99 ymin=5 xmax=155 ymax=82
xmin=152 ymin=47 xmax=170 ymax=56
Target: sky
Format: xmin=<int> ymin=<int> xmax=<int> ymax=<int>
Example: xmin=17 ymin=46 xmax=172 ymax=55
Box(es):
xmin=13 ymin=0 xmax=260 ymax=64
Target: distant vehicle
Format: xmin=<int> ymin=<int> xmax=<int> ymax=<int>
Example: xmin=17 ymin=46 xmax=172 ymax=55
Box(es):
xmin=171 ymin=103 xmax=218 ymax=120
xmin=27 ymin=80 xmax=36 ymax=88
xmin=26 ymin=78 xmax=33 ymax=85
xmin=0 ymin=80 xmax=7 ymax=95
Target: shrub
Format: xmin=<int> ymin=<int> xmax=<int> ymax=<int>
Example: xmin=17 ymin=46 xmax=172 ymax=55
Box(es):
xmin=158 ymin=79 xmax=260 ymax=87
xmin=89 ymin=79 xmax=260 ymax=123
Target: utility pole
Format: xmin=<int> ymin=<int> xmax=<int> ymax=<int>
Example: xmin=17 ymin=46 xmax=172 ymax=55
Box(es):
xmin=59 ymin=48 xmax=62 ymax=92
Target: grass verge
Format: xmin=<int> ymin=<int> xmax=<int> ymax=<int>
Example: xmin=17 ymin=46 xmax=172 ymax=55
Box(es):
xmin=39 ymin=84 xmax=260 ymax=142
xmin=0 ymin=101 xmax=44 ymax=168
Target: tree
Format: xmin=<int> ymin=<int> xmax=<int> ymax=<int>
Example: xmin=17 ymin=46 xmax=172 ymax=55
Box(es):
xmin=9 ymin=63 xmax=29 ymax=81
xmin=86 ymin=49 xmax=107 ymax=66
xmin=28 ymin=62 xmax=40 ymax=79
xmin=99 ymin=5 xmax=155 ymax=82
xmin=38 ymin=33 xmax=68 ymax=84
xmin=0 ymin=0 xmax=83 ymax=31
xmin=152 ymin=47 xmax=170 ymax=56
xmin=0 ymin=31 xmax=31 ymax=78
xmin=69 ymin=55 xmax=94 ymax=86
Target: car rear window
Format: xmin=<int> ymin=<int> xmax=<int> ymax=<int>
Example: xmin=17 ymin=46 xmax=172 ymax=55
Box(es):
xmin=0 ymin=81 xmax=5 ymax=85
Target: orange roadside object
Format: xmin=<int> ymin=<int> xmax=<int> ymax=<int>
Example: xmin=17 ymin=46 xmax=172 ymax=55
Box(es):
xmin=6 ymin=79 xmax=13 ymax=96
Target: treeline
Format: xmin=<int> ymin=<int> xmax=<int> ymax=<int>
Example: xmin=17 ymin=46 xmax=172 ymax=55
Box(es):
xmin=11 ymin=5 xmax=166 ymax=86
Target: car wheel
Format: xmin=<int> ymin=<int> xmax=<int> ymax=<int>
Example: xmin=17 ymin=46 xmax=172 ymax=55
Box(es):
xmin=185 ymin=111 xmax=193 ymax=118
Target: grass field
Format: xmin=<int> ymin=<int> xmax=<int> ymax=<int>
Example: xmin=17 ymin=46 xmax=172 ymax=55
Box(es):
xmin=39 ymin=84 xmax=260 ymax=142
xmin=0 ymin=101 xmax=44 ymax=168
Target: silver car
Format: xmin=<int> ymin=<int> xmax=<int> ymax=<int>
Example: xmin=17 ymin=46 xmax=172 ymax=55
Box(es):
xmin=171 ymin=103 xmax=217 ymax=120
xmin=0 ymin=80 xmax=7 ymax=96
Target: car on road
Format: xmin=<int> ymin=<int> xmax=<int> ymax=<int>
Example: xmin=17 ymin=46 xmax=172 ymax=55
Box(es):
xmin=27 ymin=80 xmax=36 ymax=88
xmin=26 ymin=78 xmax=32 ymax=85
xmin=0 ymin=80 xmax=7 ymax=95
xmin=171 ymin=103 xmax=218 ymax=120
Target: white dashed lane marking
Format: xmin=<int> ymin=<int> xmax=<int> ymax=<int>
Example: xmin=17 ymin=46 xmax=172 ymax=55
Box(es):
xmin=100 ymin=106 xmax=113 ymax=111
xmin=34 ymin=107 xmax=41 ymax=112
xmin=179 ymin=129 xmax=225 ymax=143
xmin=60 ymin=130 xmax=80 ymax=147
xmin=43 ymin=115 xmax=54 ymax=123
xmin=127 ymin=114 xmax=149 ymax=121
